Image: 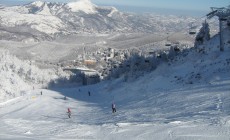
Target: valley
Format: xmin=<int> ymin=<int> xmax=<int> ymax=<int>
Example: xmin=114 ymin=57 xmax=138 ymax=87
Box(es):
xmin=0 ymin=0 xmax=229 ymax=139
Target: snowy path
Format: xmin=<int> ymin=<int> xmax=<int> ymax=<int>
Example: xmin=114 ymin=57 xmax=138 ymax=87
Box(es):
xmin=0 ymin=76 xmax=230 ymax=140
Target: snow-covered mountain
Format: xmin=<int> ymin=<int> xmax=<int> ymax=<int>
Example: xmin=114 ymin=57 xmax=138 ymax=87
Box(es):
xmin=0 ymin=1 xmax=229 ymax=139
xmin=67 ymin=0 xmax=97 ymax=14
xmin=0 ymin=0 xmax=210 ymax=42
xmin=0 ymin=20 xmax=229 ymax=139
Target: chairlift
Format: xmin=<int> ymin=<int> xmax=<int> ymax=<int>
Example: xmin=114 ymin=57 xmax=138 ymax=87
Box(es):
xmin=149 ymin=51 xmax=154 ymax=54
xmin=189 ymin=30 xmax=196 ymax=35
xmin=188 ymin=27 xmax=197 ymax=35
xmin=165 ymin=42 xmax=171 ymax=46
xmin=220 ymin=18 xmax=227 ymax=21
xmin=165 ymin=35 xmax=171 ymax=46
xmin=188 ymin=22 xmax=197 ymax=35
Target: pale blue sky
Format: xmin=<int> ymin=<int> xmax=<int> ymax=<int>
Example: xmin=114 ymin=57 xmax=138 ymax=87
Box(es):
xmin=1 ymin=0 xmax=229 ymax=16
xmin=93 ymin=0 xmax=229 ymax=11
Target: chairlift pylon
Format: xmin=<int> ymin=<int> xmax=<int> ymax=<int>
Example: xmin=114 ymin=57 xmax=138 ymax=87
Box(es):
xmin=206 ymin=6 xmax=230 ymax=51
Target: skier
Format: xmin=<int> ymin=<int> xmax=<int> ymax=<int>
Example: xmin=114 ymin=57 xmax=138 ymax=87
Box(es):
xmin=88 ymin=91 xmax=91 ymax=96
xmin=67 ymin=108 xmax=71 ymax=118
xmin=112 ymin=102 xmax=116 ymax=113
xmin=40 ymin=91 xmax=42 ymax=95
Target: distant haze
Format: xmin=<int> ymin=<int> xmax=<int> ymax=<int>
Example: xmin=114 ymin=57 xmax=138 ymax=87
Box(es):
xmin=112 ymin=5 xmax=207 ymax=17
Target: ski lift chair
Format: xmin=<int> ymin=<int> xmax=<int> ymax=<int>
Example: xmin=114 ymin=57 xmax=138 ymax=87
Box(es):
xmin=165 ymin=42 xmax=171 ymax=46
xmin=189 ymin=30 xmax=196 ymax=35
xmin=189 ymin=27 xmax=197 ymax=35
xmin=188 ymin=22 xmax=197 ymax=35
xmin=220 ymin=18 xmax=227 ymax=21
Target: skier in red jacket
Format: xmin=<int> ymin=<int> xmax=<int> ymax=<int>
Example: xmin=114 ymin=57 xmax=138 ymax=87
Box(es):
xmin=67 ymin=108 xmax=71 ymax=118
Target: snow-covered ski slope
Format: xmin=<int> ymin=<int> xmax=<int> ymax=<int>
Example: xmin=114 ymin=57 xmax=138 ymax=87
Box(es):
xmin=0 ymin=31 xmax=230 ymax=139
xmin=1 ymin=76 xmax=230 ymax=140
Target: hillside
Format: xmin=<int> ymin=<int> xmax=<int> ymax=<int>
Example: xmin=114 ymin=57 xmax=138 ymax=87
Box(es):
xmin=0 ymin=50 xmax=76 ymax=102
xmin=0 ymin=21 xmax=230 ymax=139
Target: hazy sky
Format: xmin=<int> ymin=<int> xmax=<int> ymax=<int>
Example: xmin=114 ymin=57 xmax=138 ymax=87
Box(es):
xmin=1 ymin=0 xmax=229 ymax=16
xmin=93 ymin=0 xmax=229 ymax=11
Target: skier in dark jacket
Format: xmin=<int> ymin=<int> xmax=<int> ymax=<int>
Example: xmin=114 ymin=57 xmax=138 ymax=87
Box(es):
xmin=112 ymin=102 xmax=116 ymax=113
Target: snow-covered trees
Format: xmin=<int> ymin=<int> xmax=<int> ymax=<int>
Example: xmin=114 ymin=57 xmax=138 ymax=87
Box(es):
xmin=0 ymin=50 xmax=70 ymax=102
xmin=195 ymin=20 xmax=210 ymax=48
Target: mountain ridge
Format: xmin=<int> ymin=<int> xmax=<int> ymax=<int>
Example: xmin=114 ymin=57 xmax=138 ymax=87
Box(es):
xmin=0 ymin=0 xmax=205 ymax=42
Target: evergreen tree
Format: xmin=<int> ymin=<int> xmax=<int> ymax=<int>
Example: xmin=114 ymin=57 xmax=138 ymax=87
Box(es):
xmin=195 ymin=20 xmax=210 ymax=47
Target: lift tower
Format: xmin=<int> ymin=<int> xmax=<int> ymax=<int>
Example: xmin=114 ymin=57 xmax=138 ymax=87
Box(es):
xmin=206 ymin=6 xmax=230 ymax=51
